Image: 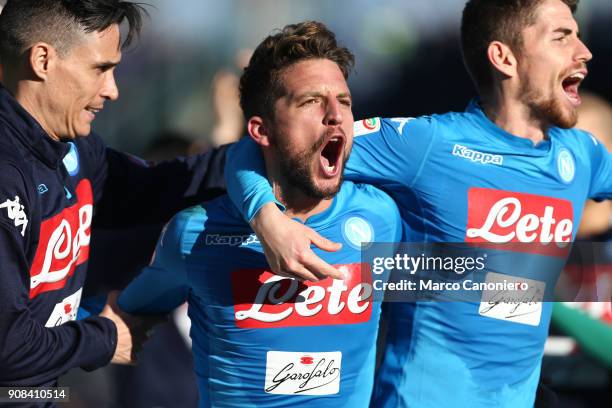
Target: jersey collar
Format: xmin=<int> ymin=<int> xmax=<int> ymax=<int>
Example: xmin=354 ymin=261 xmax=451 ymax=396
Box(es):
xmin=0 ymin=85 xmax=70 ymax=169
xmin=465 ymin=98 xmax=552 ymax=154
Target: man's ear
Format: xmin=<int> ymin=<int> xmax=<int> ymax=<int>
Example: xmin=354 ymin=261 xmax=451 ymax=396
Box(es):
xmin=247 ymin=116 xmax=272 ymax=147
xmin=487 ymin=40 xmax=518 ymax=79
xmin=28 ymin=42 xmax=57 ymax=80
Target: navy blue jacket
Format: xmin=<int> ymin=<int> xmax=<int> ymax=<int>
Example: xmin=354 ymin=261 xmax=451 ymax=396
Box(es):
xmin=0 ymin=85 xmax=226 ymax=390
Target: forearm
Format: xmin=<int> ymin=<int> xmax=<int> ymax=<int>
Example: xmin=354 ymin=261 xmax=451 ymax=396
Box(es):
xmin=0 ymin=312 xmax=116 ymax=385
xmin=94 ymin=145 xmax=229 ymax=227
xmin=0 ymin=226 xmax=117 ymax=385
xmin=118 ymin=267 xmax=188 ymax=315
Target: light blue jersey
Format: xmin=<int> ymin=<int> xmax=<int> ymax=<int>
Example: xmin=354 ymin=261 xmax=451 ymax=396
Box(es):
xmin=225 ymin=99 xmax=612 ymax=407
xmin=119 ymin=182 xmax=401 ymax=407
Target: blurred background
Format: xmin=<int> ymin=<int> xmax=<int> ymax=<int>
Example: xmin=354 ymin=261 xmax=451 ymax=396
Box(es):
xmin=84 ymin=0 xmax=612 ymax=154
xmin=91 ymin=1 xmax=612 ymax=406
xmin=1 ymin=0 xmax=610 ymax=407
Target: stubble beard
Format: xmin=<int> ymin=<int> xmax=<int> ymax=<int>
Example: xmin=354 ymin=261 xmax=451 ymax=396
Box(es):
xmin=271 ymin=131 xmax=346 ymax=200
xmin=519 ymin=77 xmax=578 ymax=129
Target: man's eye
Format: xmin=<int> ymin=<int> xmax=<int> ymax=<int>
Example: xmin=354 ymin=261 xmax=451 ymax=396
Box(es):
xmin=96 ymin=66 xmax=113 ymax=73
xmin=302 ymin=99 xmax=319 ymax=106
xmin=340 ymin=99 xmax=352 ymax=107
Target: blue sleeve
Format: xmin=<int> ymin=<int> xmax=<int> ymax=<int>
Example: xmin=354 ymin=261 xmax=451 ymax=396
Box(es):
xmin=225 ymin=117 xmax=435 ymax=221
xmin=345 ymin=117 xmax=436 ymax=188
xmin=118 ymin=210 xmax=197 ymax=315
xmin=588 ymin=136 xmax=612 ymax=200
xmin=225 ymin=138 xmax=284 ymax=222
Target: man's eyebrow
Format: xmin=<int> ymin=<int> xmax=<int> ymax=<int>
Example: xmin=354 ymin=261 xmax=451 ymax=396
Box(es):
xmin=295 ymin=91 xmax=324 ymax=99
xmin=92 ymin=60 xmax=120 ymax=70
xmin=552 ymin=27 xmax=573 ymax=36
xmin=295 ymin=91 xmax=352 ymax=99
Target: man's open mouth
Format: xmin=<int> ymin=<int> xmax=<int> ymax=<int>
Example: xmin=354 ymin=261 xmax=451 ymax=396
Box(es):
xmin=561 ymin=70 xmax=586 ymax=106
xmin=319 ymin=134 xmax=345 ymax=177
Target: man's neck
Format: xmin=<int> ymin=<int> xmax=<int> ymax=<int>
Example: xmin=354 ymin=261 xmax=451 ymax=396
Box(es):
xmin=272 ymin=180 xmax=333 ymax=223
xmin=4 ymin=76 xmax=61 ymax=142
xmin=481 ymin=94 xmax=548 ymax=145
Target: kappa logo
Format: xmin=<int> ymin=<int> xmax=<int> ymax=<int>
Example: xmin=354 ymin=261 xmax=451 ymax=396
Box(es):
xmin=557 ymin=148 xmax=575 ymax=183
xmin=452 ymin=144 xmax=503 ymax=165
xmin=205 ymin=233 xmax=260 ymax=246
xmin=0 ymin=195 xmax=28 ymax=236
xmin=342 ymin=216 xmax=374 ymax=250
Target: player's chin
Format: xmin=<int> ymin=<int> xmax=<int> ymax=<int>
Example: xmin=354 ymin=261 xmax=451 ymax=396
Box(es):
xmin=75 ymin=123 xmax=93 ymax=138
xmin=554 ymin=103 xmax=579 ymax=129
xmin=313 ymin=170 xmax=344 ymax=198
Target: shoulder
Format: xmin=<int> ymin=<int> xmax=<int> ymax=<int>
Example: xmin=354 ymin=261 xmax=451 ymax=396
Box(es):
xmin=354 ymin=114 xmax=472 ymax=152
xmin=354 ymin=116 xmax=437 ymax=139
xmin=334 ymin=182 xmax=401 ymax=239
xmin=168 ymin=204 xmax=209 ymax=239
xmin=200 ymin=194 xmax=250 ymax=229
xmin=76 ymin=131 xmax=106 ymax=150
xmin=571 ymin=127 xmax=604 ymax=151
xmin=553 ymin=126 xmax=596 ymax=145
xmin=0 ymin=128 xmax=29 ymax=173
xmin=353 ymin=115 xmax=438 ymax=137
xmin=73 ymin=132 xmax=107 ymax=163
xmin=552 ymin=127 xmax=603 ymax=159
xmin=168 ymin=196 xmax=252 ymax=247
xmin=0 ymin=162 xmax=33 ymax=201
xmin=341 ymin=182 xmax=398 ymax=212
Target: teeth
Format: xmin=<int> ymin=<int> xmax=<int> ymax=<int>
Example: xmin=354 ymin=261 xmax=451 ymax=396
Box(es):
xmin=569 ymin=73 xmax=585 ymax=80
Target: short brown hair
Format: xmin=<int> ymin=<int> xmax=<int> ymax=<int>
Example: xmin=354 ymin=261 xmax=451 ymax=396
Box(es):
xmin=239 ymin=21 xmax=355 ymax=121
xmin=461 ymin=0 xmax=578 ymax=94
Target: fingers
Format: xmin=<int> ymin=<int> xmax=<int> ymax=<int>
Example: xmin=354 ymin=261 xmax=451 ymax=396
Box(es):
xmin=105 ymin=290 xmax=120 ymax=308
xmin=300 ymin=249 xmax=344 ymax=281
xmin=276 ymin=262 xmax=321 ymax=283
xmin=273 ymin=245 xmax=343 ymax=281
xmin=308 ymin=230 xmax=342 ymax=253
xmin=252 ymin=203 xmax=343 ymax=282
xmin=125 ymin=315 xmax=168 ymax=365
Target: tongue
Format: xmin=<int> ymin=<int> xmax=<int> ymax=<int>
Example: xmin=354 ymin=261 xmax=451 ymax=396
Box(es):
xmin=564 ymin=82 xmax=579 ymax=97
xmin=321 ymin=155 xmax=331 ymax=168
xmin=320 ymin=154 xmax=338 ymax=177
